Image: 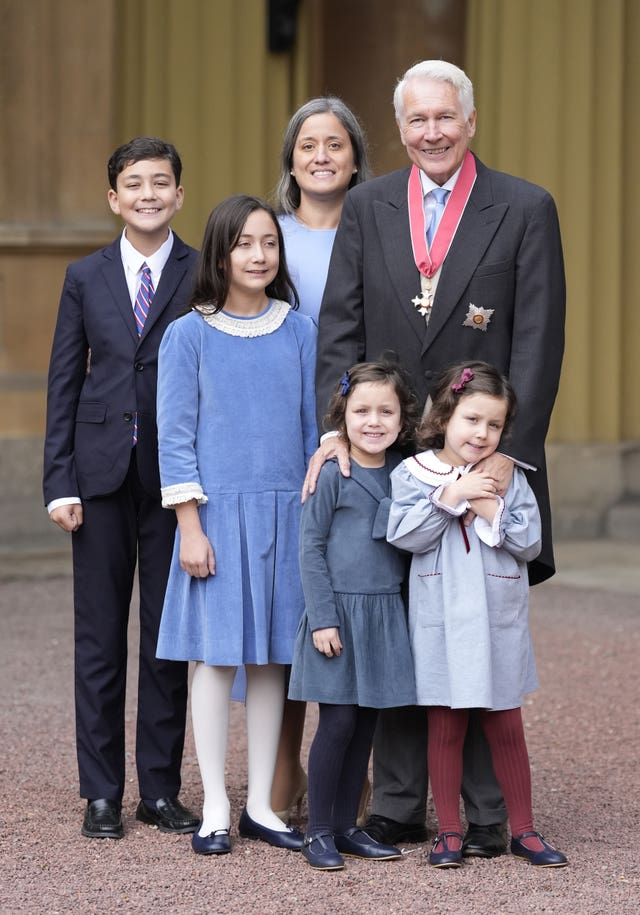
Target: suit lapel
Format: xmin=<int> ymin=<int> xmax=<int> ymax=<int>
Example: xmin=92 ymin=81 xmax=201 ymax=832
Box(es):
xmin=140 ymin=234 xmax=191 ymax=341
xmin=100 ymin=234 xmax=192 ymax=345
xmin=101 ymin=240 xmax=138 ymax=343
xmin=372 ymin=169 xmax=427 ymax=346
xmin=423 ymin=158 xmax=508 ymax=352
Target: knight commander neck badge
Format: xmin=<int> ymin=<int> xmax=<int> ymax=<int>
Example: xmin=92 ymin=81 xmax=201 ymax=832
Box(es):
xmin=412 ymin=275 xmax=434 ymax=321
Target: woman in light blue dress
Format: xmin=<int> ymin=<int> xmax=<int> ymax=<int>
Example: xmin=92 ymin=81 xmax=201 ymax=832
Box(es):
xmin=156 ymin=195 xmax=317 ymax=856
xmin=271 ymin=96 xmax=372 ymax=821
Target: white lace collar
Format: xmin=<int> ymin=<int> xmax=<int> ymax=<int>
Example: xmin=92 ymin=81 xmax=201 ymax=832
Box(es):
xmin=403 ymin=449 xmax=471 ymax=486
xmin=199 ymin=299 xmax=290 ymax=337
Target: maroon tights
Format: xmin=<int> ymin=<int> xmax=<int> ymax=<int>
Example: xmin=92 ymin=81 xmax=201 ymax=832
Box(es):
xmin=427 ymin=706 xmax=540 ymax=851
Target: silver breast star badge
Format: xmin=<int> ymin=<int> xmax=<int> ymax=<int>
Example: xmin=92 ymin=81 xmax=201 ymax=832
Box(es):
xmin=463 ymin=303 xmax=494 ymax=331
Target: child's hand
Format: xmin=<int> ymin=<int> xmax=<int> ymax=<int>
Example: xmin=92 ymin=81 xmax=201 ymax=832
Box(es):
xmin=468 ymin=496 xmax=500 ymax=524
xmin=179 ymin=529 xmax=216 ymax=577
xmin=312 ymin=627 xmax=343 ymax=658
xmin=443 ymin=470 xmax=498 ymax=505
xmin=50 ymin=503 xmax=84 ymax=532
xmin=175 ymin=499 xmax=215 ymax=577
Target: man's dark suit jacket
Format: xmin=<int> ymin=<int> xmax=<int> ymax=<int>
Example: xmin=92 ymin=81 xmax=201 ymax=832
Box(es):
xmin=316 ymin=156 xmax=565 ymax=585
xmin=44 ymin=233 xmax=198 ymax=504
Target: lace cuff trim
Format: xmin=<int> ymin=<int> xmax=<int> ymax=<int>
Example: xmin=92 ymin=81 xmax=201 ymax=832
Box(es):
xmin=161 ymin=483 xmax=208 ymax=508
xmin=198 ymin=299 xmax=290 ymax=337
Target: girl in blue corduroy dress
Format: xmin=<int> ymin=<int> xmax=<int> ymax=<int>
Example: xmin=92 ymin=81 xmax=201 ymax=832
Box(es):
xmin=289 ymin=362 xmax=416 ymax=870
xmin=156 ymin=195 xmax=317 ymax=856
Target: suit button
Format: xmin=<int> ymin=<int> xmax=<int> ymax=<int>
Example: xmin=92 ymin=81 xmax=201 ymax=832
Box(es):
xmin=135 ymin=362 xmax=144 ymax=372
xmin=424 ymin=370 xmax=433 ymax=380
xmin=123 ymin=412 xmax=133 ymax=422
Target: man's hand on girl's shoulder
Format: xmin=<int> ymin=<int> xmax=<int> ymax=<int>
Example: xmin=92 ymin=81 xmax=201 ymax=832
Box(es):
xmin=302 ymin=435 xmax=351 ymax=502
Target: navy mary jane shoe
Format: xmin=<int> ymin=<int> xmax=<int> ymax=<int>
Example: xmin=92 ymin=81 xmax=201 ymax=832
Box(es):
xmin=191 ymin=824 xmax=231 ymax=855
xmin=428 ymin=832 xmax=463 ymax=868
xmin=302 ymin=833 xmax=345 ymax=870
xmin=238 ymin=807 xmax=304 ymax=851
xmin=334 ymin=826 xmax=402 ymax=860
xmin=511 ymin=831 xmax=568 ymax=867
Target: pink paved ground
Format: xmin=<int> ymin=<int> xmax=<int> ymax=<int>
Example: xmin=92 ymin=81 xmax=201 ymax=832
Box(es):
xmin=1 ymin=574 xmax=638 ymax=914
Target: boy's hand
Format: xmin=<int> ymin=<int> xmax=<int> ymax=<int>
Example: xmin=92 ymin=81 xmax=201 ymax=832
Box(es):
xmin=50 ymin=503 xmax=84 ymax=532
xmin=312 ymin=627 xmax=343 ymax=658
xmin=302 ymin=436 xmax=351 ymax=502
xmin=179 ymin=530 xmax=216 ymax=577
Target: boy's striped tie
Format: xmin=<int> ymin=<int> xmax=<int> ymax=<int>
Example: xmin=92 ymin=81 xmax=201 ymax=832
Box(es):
xmin=134 ymin=263 xmax=154 ymax=335
xmin=132 ymin=263 xmax=154 ymax=444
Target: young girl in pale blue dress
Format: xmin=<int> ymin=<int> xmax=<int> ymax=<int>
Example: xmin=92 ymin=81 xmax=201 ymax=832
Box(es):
xmin=156 ymin=195 xmax=317 ymax=856
xmin=387 ymin=362 xmax=567 ymax=869
xmin=289 ymin=362 xmax=417 ymax=870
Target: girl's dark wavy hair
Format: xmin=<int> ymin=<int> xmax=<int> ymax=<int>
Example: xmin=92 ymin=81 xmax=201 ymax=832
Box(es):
xmin=325 ymin=359 xmax=418 ymax=446
xmin=417 ymin=361 xmax=517 ymax=450
xmin=191 ymin=194 xmax=298 ymax=314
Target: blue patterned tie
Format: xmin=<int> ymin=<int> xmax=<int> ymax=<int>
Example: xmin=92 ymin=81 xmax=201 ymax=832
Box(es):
xmin=132 ymin=263 xmax=154 ymax=444
xmin=426 ymin=187 xmax=450 ymax=248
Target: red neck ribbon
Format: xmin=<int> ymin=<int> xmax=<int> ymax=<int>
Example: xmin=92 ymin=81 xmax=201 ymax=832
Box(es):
xmin=408 ymin=150 xmax=477 ymax=278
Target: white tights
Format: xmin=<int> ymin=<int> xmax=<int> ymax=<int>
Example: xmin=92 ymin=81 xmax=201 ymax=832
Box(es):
xmin=191 ymin=661 xmax=286 ymax=836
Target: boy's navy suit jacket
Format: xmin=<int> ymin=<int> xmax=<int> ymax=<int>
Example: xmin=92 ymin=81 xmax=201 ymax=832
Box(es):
xmin=44 ymin=233 xmax=198 ymax=504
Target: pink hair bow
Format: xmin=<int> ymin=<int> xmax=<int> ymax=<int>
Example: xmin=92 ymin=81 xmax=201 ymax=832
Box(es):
xmin=451 ymin=367 xmax=474 ymax=393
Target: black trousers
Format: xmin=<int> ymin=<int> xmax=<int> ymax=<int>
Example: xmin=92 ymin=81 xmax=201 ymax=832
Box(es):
xmin=72 ymin=451 xmax=188 ymax=801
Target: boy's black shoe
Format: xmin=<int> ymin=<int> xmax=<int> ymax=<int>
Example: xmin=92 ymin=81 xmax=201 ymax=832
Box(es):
xmin=363 ymin=814 xmax=428 ymax=844
xmin=81 ymin=799 xmax=123 ymax=839
xmin=136 ymin=797 xmax=199 ymax=834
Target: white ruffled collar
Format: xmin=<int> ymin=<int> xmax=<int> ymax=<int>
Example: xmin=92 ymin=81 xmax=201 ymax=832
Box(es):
xmin=403 ymin=449 xmax=472 ymax=486
xmin=199 ymin=299 xmax=290 ymax=337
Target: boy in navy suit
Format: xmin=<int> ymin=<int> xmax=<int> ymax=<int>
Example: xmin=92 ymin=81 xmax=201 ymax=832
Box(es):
xmin=44 ymin=137 xmax=199 ymax=839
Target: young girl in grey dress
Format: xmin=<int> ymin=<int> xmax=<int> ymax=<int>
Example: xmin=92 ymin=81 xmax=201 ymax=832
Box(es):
xmin=289 ymin=362 xmax=417 ymax=870
xmin=387 ymin=362 xmax=567 ymax=869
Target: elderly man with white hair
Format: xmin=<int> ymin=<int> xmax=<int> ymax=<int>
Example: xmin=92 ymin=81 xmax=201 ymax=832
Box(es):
xmin=306 ymin=59 xmax=565 ymax=858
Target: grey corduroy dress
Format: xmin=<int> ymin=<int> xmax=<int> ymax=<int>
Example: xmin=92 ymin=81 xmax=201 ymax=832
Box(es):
xmin=289 ymin=456 xmax=416 ymax=708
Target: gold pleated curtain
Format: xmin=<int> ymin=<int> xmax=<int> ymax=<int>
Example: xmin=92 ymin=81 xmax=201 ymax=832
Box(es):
xmin=2 ymin=0 xmax=639 ymax=455
xmin=466 ymin=0 xmax=640 ymax=444
xmin=115 ymin=0 xmax=310 ymax=250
